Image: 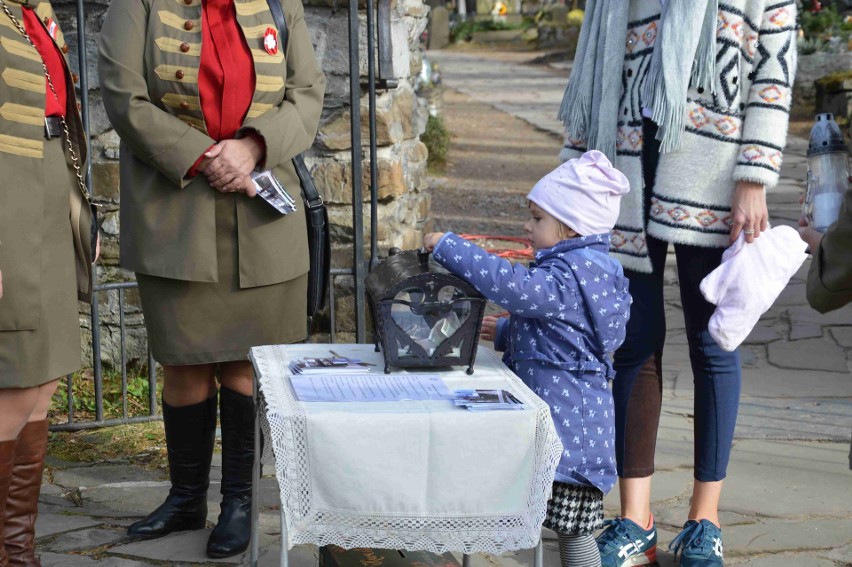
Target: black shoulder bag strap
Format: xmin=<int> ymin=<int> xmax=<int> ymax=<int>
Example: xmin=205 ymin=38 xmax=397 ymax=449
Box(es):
xmin=266 ymin=0 xmax=330 ymax=317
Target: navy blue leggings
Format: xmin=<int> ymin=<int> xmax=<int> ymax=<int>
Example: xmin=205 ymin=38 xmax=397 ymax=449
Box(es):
xmin=612 ymin=120 xmax=742 ymax=482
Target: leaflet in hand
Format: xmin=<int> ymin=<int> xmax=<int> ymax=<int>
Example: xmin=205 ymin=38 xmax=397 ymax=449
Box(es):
xmin=288 ymin=356 xmax=371 ymax=375
xmin=453 ymin=389 xmax=525 ymax=411
xmin=252 ymin=169 xmax=297 ymax=215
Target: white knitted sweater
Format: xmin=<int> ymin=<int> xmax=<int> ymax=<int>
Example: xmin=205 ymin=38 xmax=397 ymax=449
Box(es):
xmin=561 ymin=0 xmax=798 ymax=273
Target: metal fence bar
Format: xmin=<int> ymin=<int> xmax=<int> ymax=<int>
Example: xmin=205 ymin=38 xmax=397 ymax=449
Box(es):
xmin=366 ymin=0 xmax=379 ymax=271
xmin=148 ymin=349 xmax=158 ymax=417
xmin=329 ymin=274 xmax=338 ymax=344
xmin=119 ymin=287 xmax=128 ymax=419
xmin=65 ymin=373 xmax=74 ymax=424
xmin=349 ymin=0 xmax=366 ymax=343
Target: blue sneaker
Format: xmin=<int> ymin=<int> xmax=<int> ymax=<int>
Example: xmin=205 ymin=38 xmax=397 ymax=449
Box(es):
xmin=669 ymin=519 xmax=724 ymax=566
xmin=597 ymin=516 xmax=658 ymax=566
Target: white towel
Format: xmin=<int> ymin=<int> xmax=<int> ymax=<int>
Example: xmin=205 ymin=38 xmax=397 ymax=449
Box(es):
xmin=700 ymin=225 xmax=808 ymax=352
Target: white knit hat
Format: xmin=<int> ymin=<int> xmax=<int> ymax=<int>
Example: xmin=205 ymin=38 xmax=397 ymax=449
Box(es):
xmin=527 ymin=150 xmax=630 ymax=236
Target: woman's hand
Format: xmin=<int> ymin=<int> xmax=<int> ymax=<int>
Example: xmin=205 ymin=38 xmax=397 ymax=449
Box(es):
xmin=94 ymin=233 xmax=101 ymax=264
xmin=480 ymin=315 xmax=498 ymax=342
xmin=730 ymin=180 xmax=768 ymax=244
xmin=423 ymin=232 xmax=446 ymax=252
xmin=202 ymin=138 xmax=264 ymax=194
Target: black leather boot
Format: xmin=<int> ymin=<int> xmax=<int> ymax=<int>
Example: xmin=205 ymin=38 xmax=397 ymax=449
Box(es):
xmin=207 ymin=387 xmax=254 ymax=558
xmin=128 ymin=392 xmax=217 ymax=538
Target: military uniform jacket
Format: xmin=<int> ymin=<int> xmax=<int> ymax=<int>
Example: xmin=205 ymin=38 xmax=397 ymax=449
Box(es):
xmin=807 ymin=188 xmax=852 ymax=314
xmin=0 ymin=0 xmax=94 ymax=332
xmin=98 ymin=0 xmax=325 ymax=286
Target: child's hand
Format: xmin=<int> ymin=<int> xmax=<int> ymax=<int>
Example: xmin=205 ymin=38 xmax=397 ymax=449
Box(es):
xmin=480 ymin=315 xmax=499 ymax=342
xmin=423 ymin=232 xmax=446 ymax=252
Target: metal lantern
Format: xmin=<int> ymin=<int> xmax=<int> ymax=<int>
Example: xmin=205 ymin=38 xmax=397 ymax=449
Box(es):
xmin=803 ymin=113 xmax=850 ymax=232
xmin=365 ymin=248 xmax=487 ymax=375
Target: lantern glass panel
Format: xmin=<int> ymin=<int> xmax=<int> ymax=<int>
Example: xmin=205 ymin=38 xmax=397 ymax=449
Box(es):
xmin=366 ymin=249 xmax=487 ymax=374
xmin=390 ymin=286 xmax=472 ymax=357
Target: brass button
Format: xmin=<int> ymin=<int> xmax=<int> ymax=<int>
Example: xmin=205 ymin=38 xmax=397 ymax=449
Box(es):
xmin=72 ymin=73 xmax=79 ymax=84
xmin=61 ymin=45 xmax=69 ymax=54
xmin=179 ymin=101 xmax=190 ymax=110
xmin=175 ymin=69 xmax=185 ymax=79
xmin=184 ymin=20 xmax=194 ymax=30
xmin=183 ymin=0 xmax=192 ymax=4
xmin=180 ymin=42 xmax=190 ymax=53
xmin=43 ymin=17 xmax=49 ymax=25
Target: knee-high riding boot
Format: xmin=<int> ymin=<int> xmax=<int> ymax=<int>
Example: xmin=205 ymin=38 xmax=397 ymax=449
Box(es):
xmin=4 ymin=420 xmax=48 ymax=566
xmin=207 ymin=387 xmax=254 ymax=558
xmin=128 ymin=393 xmax=217 ymax=538
xmin=0 ymin=438 xmax=18 ymax=567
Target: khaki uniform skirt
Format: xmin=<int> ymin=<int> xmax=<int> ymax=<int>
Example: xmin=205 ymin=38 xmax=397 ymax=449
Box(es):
xmin=137 ymin=191 xmax=308 ymax=365
xmin=0 ymin=136 xmax=81 ymax=389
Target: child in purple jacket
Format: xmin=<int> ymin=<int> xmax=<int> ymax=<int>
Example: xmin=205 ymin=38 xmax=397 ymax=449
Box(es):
xmin=424 ymin=150 xmax=631 ymax=567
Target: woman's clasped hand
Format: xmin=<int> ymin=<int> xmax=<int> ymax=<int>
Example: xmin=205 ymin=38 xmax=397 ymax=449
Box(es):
xmin=199 ymin=137 xmax=265 ymax=197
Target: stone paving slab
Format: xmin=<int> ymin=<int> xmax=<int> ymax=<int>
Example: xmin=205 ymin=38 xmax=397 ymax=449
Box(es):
xmin=257 ymin=544 xmax=319 ymax=567
xmin=767 ymin=337 xmax=850 ymax=373
xmin=673 ymin=352 xmax=852 ymax=400
xmin=41 ymin=552 xmax=150 ymax=566
xmin=721 ymin=440 xmax=852 ymax=518
xmin=107 ymin=529 xmax=277 ymax=564
xmin=76 ymin=476 xmax=280 ymax=520
xmin=42 ymin=527 xmax=128 ymax=554
xmin=664 ymin=397 xmax=852 ymax=441
xmin=52 ymin=465 xmax=166 ymax=490
xmin=729 ymin=554 xmax=839 ymax=567
xmin=820 ymin=543 xmax=852 ymax=565
xmin=35 ymin=514 xmax=104 ymax=539
xmin=722 ymin=519 xmax=852 ymax=557
xmin=830 ymin=327 xmax=852 ymax=349
xmin=427 ymin=52 xmax=567 ymax=138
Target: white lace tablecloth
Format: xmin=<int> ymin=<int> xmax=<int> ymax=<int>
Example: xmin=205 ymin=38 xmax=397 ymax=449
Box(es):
xmin=249 ymin=344 xmax=562 ymax=555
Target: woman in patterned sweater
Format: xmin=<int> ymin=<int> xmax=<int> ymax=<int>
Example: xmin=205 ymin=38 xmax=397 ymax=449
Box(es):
xmin=558 ymin=1 xmax=797 ymax=566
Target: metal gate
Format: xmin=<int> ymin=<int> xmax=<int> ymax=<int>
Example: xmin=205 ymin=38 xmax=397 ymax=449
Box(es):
xmin=52 ymin=0 xmax=391 ymax=431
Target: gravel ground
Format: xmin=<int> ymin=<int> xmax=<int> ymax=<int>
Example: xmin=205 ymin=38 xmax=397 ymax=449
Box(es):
xmin=428 ymin=88 xmax=562 ymax=240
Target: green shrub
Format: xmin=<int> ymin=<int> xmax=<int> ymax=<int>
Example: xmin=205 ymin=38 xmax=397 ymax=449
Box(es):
xmin=422 ymin=115 xmax=450 ymax=169
xmin=798 ymin=36 xmax=831 ymax=55
xmin=800 ymin=2 xmax=849 ymax=41
xmin=50 ymin=366 xmax=162 ymax=422
xmin=450 ymin=17 xmax=534 ymax=43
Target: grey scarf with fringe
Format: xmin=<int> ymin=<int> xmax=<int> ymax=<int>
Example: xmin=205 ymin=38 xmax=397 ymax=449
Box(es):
xmin=558 ymin=0 xmax=719 ymax=160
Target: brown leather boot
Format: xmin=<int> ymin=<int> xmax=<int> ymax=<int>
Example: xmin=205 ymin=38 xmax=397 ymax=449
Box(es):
xmin=4 ymin=420 xmax=49 ymax=566
xmin=0 ymin=438 xmax=17 ymax=567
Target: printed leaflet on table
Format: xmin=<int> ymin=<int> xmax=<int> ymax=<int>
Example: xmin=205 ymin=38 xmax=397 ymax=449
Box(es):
xmin=289 ymin=374 xmax=452 ymax=402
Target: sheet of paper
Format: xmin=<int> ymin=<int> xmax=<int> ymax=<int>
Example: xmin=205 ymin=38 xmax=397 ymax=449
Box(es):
xmin=289 ymin=374 xmax=452 ymax=402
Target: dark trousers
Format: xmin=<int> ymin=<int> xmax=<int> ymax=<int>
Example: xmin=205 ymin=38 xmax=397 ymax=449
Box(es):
xmin=612 ymin=120 xmax=742 ymax=482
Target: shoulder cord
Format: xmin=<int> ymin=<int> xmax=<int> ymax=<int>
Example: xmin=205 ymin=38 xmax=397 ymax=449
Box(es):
xmin=0 ymin=0 xmax=90 ymax=205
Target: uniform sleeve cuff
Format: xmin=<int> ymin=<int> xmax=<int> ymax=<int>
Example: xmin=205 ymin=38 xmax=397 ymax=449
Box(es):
xmin=187 ymin=144 xmax=217 ymax=179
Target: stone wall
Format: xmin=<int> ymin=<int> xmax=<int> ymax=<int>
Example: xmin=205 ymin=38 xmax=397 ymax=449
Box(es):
xmin=51 ymin=0 xmax=431 ymax=364
xmin=794 ymin=51 xmax=852 ymax=115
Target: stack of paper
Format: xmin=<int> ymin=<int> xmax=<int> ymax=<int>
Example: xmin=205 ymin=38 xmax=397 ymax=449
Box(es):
xmin=453 ymin=389 xmax=525 ymax=411
xmin=289 ymin=356 xmax=371 ymax=375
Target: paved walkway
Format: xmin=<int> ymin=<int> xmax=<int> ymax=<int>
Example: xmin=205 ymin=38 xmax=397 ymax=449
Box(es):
xmin=36 ymin=50 xmax=852 ymax=566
